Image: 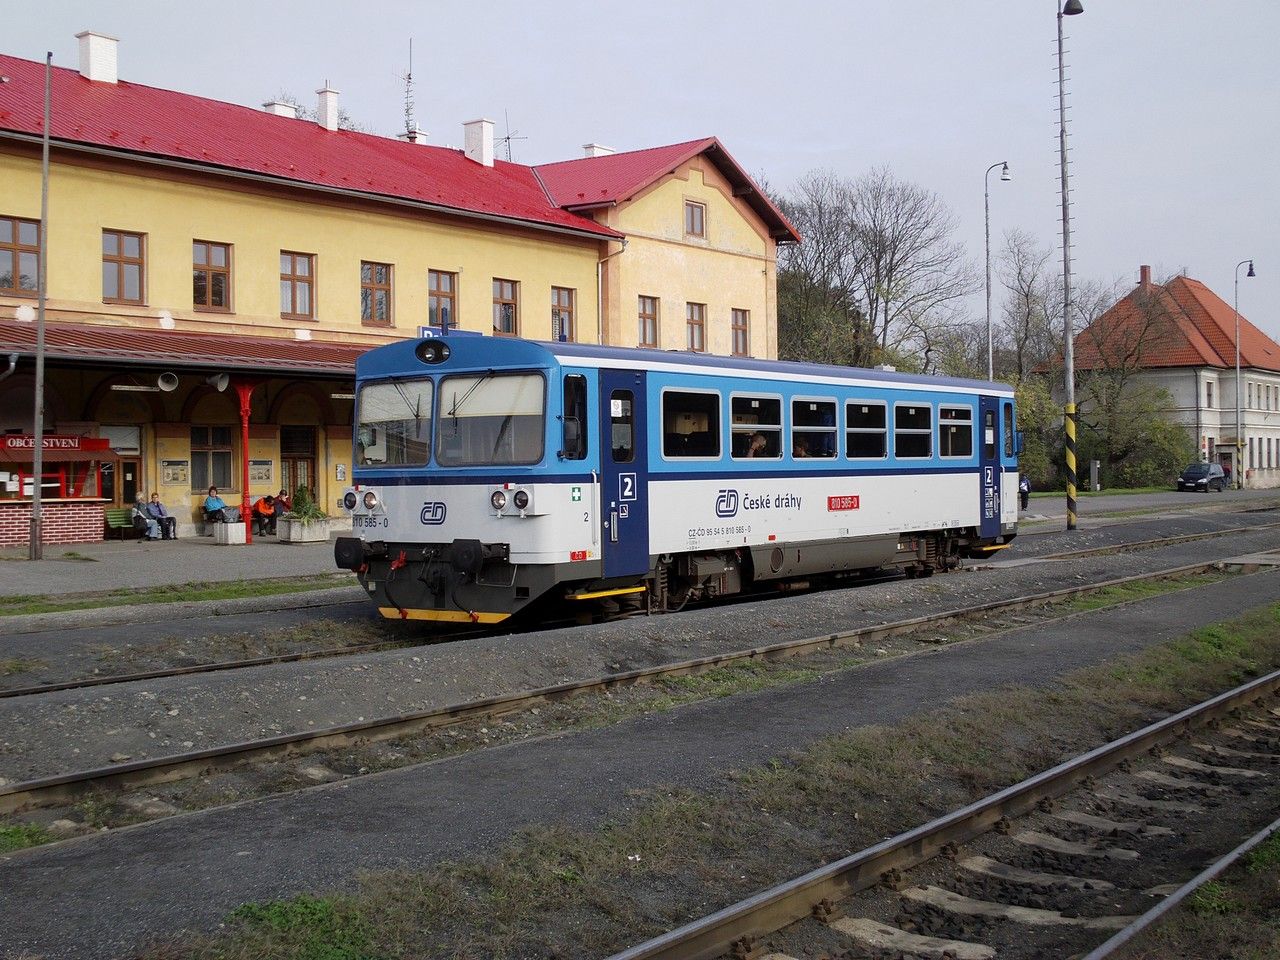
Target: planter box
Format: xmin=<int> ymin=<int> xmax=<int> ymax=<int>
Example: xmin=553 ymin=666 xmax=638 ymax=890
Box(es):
xmin=213 ymin=523 xmax=246 ymax=545
xmin=278 ymin=518 xmax=330 ymax=544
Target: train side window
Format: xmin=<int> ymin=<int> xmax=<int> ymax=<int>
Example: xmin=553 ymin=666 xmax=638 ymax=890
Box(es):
xmin=792 ymin=398 xmax=836 ymax=458
xmin=894 ymin=403 xmax=932 ymax=459
xmin=562 ymin=374 xmax=588 ymax=461
xmin=730 ymin=394 xmax=781 ymax=459
xmin=662 ymin=390 xmax=721 ymax=458
xmin=940 ymin=406 xmax=974 ymax=458
xmin=845 ymin=401 xmax=887 ymax=459
xmin=1003 ymin=402 xmax=1015 ymax=457
xmin=610 ymin=390 xmax=634 ymax=463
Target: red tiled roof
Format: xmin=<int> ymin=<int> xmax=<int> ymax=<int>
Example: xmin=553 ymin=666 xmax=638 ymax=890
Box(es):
xmin=535 ymin=137 xmax=801 ymax=243
xmin=0 ymin=319 xmax=366 ymax=376
xmin=0 ymin=54 xmax=618 ymax=241
xmin=1073 ymin=274 xmax=1280 ymax=373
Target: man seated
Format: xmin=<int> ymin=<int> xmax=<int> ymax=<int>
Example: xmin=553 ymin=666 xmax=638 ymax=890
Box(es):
xmin=251 ymin=494 xmax=278 ymax=536
xmin=131 ymin=493 xmax=161 ymax=540
xmin=145 ymin=492 xmax=178 ymax=540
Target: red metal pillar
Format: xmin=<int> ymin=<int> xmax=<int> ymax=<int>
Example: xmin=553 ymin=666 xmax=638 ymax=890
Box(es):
xmin=233 ymin=380 xmax=258 ymax=544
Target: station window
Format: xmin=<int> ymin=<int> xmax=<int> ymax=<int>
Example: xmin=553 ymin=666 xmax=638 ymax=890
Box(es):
xmin=103 ymin=229 xmax=145 ymax=304
xmin=428 ymin=269 xmax=456 ymax=331
xmin=662 ymin=390 xmax=720 ymax=458
xmin=895 ymin=404 xmax=932 ymax=459
xmin=731 ymin=308 xmax=750 ymax=357
xmin=730 ymin=394 xmax=782 ymax=459
xmin=686 ymin=302 xmax=706 ymax=353
xmin=684 ymin=200 xmax=706 ymax=239
xmin=638 ymin=295 xmax=659 ymax=347
xmin=551 ymin=286 xmax=575 ymax=342
xmin=0 ymin=216 xmax=39 ymax=297
xmin=792 ymin=398 xmax=836 ymax=459
xmin=360 ymin=261 xmax=393 ymax=326
xmin=493 ymin=278 xmax=519 ymax=337
xmin=845 ymin=401 xmax=887 ymax=459
xmin=191 ymin=426 xmax=233 ymax=491
xmin=281 ymin=251 xmax=315 ymax=320
xmin=193 ymin=240 xmax=232 ymax=312
xmin=940 ymin=406 xmax=974 ymax=459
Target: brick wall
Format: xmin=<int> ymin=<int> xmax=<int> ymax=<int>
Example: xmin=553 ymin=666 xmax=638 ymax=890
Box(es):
xmin=0 ymin=502 xmax=107 ymax=547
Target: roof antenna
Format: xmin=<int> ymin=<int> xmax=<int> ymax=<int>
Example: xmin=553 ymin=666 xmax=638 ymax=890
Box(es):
xmin=398 ymin=39 xmax=415 ymax=135
xmin=497 ymin=109 xmax=527 ymax=162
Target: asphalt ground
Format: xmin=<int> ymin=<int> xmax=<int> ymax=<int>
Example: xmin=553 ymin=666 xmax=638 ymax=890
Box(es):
xmin=2 ymin=570 xmax=1278 ymax=959
xmin=3 ymin=517 xmax=1279 ymax=784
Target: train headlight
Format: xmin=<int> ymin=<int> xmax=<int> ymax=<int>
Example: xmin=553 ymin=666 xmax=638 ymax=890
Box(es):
xmin=343 ymin=491 xmax=358 ymax=511
xmin=512 ymin=489 xmax=530 ymax=511
xmin=362 ymin=491 xmax=379 ymax=510
xmin=490 ymin=490 xmax=508 ymax=511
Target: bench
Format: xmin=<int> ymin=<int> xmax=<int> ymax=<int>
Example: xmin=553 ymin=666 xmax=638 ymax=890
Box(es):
xmin=104 ymin=507 xmax=138 ymax=540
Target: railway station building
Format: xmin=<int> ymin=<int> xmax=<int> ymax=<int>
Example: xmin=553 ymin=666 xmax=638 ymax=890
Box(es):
xmin=1071 ymin=264 xmax=1280 ymax=489
xmin=0 ymin=31 xmax=797 ymax=545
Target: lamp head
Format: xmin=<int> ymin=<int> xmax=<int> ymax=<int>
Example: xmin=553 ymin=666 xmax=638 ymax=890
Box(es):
xmin=1247 ymin=261 xmax=1256 ymax=278
xmin=1000 ymin=162 xmax=1012 ymax=182
xmin=1062 ymin=0 xmax=1084 ymax=14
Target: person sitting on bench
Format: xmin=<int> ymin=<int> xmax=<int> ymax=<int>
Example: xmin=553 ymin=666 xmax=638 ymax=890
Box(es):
xmin=204 ymin=486 xmax=228 ymax=523
xmin=145 ymin=492 xmax=178 ymax=540
xmin=252 ymin=494 xmax=278 ymax=536
xmin=131 ymin=493 xmax=161 ymax=540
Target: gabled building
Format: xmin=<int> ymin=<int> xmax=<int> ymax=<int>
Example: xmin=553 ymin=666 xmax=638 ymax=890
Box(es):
xmin=1072 ymin=264 xmax=1280 ymax=487
xmin=0 ymin=31 xmax=795 ymax=545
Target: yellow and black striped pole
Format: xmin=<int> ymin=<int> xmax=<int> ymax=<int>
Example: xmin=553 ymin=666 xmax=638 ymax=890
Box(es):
xmin=1064 ymin=402 xmax=1077 ymax=530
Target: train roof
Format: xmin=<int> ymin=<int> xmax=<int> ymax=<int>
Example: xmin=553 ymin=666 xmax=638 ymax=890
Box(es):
xmin=356 ymin=336 xmax=1016 ymax=397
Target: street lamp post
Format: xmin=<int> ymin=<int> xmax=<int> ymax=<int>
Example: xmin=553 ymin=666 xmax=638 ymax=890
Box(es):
xmin=1057 ymin=0 xmax=1084 ymax=531
xmin=985 ymin=161 xmax=1011 ymax=382
xmin=1235 ymin=258 xmax=1256 ymax=489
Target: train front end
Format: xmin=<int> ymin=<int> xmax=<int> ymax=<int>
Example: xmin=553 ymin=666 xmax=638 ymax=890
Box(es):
xmin=335 ymin=336 xmax=595 ymax=624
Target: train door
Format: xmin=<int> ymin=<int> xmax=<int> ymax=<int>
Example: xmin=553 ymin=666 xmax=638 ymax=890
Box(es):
xmin=978 ymin=396 xmax=1001 ymax=538
xmin=598 ymin=369 xmax=650 ymax=578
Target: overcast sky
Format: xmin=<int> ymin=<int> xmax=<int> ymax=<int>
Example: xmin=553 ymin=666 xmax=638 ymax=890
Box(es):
xmin=7 ymin=1 xmax=1278 ymax=341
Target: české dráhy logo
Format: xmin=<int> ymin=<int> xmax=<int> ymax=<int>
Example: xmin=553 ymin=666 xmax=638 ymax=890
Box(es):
xmin=420 ymin=501 xmax=447 ymax=525
xmin=714 ymin=489 xmax=739 ymax=518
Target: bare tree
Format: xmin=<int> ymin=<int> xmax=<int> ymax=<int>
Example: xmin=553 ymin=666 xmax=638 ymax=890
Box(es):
xmin=996 ymin=228 xmax=1057 ymax=381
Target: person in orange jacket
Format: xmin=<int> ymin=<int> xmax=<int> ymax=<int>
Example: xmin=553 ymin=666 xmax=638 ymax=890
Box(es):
xmin=251 ymin=494 xmax=278 ymax=536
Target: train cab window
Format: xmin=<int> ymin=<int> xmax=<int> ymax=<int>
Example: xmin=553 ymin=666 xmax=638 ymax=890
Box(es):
xmin=792 ymin=398 xmax=837 ymax=458
xmin=437 ymin=372 xmax=545 ymax=466
xmin=731 ymin=394 xmax=781 ymax=459
xmin=356 ymin=378 xmax=433 ymax=465
xmin=562 ymin=374 xmax=588 ymax=461
xmin=610 ymin=390 xmax=635 ymax=463
xmin=1003 ymin=402 xmax=1015 ymax=457
xmin=894 ymin=403 xmax=932 ymax=459
xmin=939 ymin=406 xmax=974 ymax=458
xmin=846 ymin=402 xmax=887 ymax=459
xmin=662 ymin=390 xmax=721 ymax=458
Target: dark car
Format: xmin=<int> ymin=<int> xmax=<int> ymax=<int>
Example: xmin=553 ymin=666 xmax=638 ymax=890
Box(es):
xmin=1176 ymin=462 xmax=1226 ymax=492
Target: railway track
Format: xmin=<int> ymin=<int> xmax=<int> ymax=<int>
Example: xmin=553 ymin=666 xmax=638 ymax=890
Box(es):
xmin=0 ymin=557 xmax=1268 ymax=816
xmin=5 ymin=520 xmax=1274 ymax=701
xmin=606 ymin=670 xmax=1280 ymax=960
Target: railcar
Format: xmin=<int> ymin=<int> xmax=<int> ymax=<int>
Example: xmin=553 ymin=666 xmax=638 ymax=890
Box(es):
xmin=334 ymin=335 xmax=1020 ymax=623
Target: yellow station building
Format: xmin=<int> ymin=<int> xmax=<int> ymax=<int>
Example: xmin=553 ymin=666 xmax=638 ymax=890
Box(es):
xmin=0 ymin=31 xmax=798 ymax=545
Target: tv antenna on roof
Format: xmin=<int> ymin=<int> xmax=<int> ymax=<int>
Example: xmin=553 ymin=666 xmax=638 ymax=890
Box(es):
xmin=398 ymin=39 xmax=415 ymax=135
xmin=497 ymin=109 xmax=527 ymax=162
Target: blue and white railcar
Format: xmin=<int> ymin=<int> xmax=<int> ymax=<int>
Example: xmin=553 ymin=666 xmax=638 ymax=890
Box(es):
xmin=335 ymin=336 xmax=1019 ymax=623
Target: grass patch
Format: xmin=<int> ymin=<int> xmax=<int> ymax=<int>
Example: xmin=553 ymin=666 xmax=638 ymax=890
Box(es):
xmin=148 ymin=599 xmax=1280 ymax=960
xmin=0 ymin=656 xmax=47 ymax=677
xmin=0 ymin=575 xmax=353 ymax=617
xmin=1059 ymin=573 xmax=1226 ymax=613
xmin=0 ymin=822 xmax=53 ymax=852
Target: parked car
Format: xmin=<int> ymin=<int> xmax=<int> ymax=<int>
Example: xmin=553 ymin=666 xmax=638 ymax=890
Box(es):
xmin=1176 ymin=462 xmax=1226 ymax=492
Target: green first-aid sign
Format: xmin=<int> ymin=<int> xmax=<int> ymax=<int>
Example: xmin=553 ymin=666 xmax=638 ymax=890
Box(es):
xmin=571 ymin=486 xmax=582 ymax=502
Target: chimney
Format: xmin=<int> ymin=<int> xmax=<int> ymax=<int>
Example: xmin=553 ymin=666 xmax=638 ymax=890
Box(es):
xmin=582 ymin=143 xmax=615 ymax=158
xmin=1138 ymin=264 xmax=1152 ymax=288
xmin=263 ymin=100 xmax=300 ymax=119
xmin=463 ymin=118 xmax=494 ymax=167
xmin=75 ymin=30 xmax=118 ymax=84
xmin=397 ymin=126 xmax=429 ymax=145
xmin=316 ymin=84 xmax=340 ymax=132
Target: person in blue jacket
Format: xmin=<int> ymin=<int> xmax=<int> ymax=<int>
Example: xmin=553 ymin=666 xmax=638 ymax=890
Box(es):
xmin=204 ymin=486 xmax=228 ymax=523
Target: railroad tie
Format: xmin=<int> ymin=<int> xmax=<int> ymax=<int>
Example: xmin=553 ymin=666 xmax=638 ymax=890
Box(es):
xmin=1244 ymin=719 xmax=1280 ymax=735
xmin=1051 ymin=809 xmax=1174 ymax=837
xmin=901 ymin=885 xmax=1134 ymax=929
xmin=830 ymin=916 xmax=995 ymax=960
xmin=1013 ymin=830 xmax=1139 ymax=861
xmin=1161 ymin=754 xmax=1268 ymax=779
xmin=958 ymin=855 xmax=1115 ymax=891
xmin=1134 ymin=770 xmax=1230 ymax=793
xmin=1194 ymin=742 xmax=1277 ymax=762
xmin=1093 ymin=786 xmax=1204 ymax=814
xmin=1219 ymin=726 xmax=1276 ymax=746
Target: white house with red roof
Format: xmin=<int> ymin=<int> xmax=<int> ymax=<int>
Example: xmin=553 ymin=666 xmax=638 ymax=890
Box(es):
xmin=1072 ymin=264 xmax=1280 ymax=487
xmin=0 ymin=30 xmax=797 ymax=545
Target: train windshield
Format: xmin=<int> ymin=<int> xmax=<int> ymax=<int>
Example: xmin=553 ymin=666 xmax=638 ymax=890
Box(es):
xmin=437 ymin=372 xmax=545 ymax=466
xmin=355 ymin=379 xmax=434 ymax=466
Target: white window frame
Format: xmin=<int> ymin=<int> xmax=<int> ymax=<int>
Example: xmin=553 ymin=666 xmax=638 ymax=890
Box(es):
xmin=938 ymin=404 xmax=976 ymax=460
xmin=729 ymin=391 xmax=783 ymax=461
xmin=790 ymin=394 xmax=838 ymax=460
xmin=659 ymin=387 xmax=722 ymax=461
xmin=893 ymin=401 xmax=934 ymax=460
xmin=844 ymin=399 xmax=888 ymax=461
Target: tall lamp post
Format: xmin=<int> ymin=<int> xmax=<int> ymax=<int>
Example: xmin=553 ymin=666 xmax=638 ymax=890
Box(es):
xmin=1057 ymin=0 xmax=1084 ymax=531
xmin=1234 ymin=258 xmax=1256 ymax=489
xmin=984 ymin=161 xmax=1011 ymax=381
